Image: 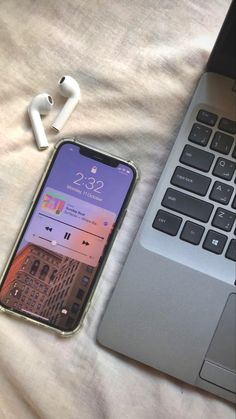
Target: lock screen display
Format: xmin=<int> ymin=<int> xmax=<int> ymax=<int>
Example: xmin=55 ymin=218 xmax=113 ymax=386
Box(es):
xmin=0 ymin=141 xmax=135 ymax=332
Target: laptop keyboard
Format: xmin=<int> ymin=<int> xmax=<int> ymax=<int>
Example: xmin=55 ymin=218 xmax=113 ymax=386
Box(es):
xmin=152 ymin=109 xmax=236 ymax=262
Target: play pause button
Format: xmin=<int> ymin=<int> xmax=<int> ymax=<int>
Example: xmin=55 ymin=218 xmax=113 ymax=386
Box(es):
xmin=64 ymin=232 xmax=71 ymax=240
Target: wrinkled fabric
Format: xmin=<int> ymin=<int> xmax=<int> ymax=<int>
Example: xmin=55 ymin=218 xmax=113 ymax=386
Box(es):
xmin=0 ymin=1 xmax=234 ymax=418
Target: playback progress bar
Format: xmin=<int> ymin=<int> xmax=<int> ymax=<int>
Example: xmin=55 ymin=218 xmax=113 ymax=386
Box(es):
xmin=38 ymin=236 xmax=88 ymax=257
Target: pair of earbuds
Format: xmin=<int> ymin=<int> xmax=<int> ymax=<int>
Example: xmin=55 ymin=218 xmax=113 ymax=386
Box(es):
xmin=28 ymin=75 xmax=80 ymax=150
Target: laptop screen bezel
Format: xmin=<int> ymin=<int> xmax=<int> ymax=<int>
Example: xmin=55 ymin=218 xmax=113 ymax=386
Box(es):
xmin=207 ymin=0 xmax=236 ymax=80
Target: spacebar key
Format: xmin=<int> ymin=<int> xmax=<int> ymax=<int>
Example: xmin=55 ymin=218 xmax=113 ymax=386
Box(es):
xmin=162 ymin=188 xmax=213 ymax=222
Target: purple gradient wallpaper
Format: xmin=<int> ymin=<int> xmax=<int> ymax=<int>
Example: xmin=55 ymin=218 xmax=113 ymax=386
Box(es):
xmin=0 ymin=142 xmax=135 ymax=331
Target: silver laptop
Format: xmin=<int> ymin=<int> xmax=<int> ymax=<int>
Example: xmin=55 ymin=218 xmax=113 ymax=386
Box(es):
xmin=97 ymin=1 xmax=236 ymax=404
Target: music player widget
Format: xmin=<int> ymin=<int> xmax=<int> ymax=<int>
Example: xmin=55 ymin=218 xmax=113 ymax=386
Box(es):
xmin=26 ymin=187 xmax=116 ymax=266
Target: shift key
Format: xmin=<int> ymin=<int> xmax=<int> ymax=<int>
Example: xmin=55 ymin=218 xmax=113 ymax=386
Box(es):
xmin=162 ymin=188 xmax=213 ymax=222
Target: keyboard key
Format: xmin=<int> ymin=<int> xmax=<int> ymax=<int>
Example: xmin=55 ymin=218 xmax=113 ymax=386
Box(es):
xmin=232 ymin=195 xmax=236 ymax=209
xmin=180 ymin=145 xmax=214 ymax=172
xmin=162 ymin=188 xmax=213 ymax=223
xmin=212 ymin=208 xmax=236 ymax=232
xmin=218 ymin=117 xmax=236 ymax=135
xmin=189 ymin=123 xmax=212 ymax=146
xmin=197 ymin=109 xmax=218 ymax=126
xmin=152 ymin=210 xmax=182 ymax=236
xmin=209 ymin=181 xmax=234 ymax=205
xmin=232 ymin=146 xmax=236 ymax=159
xmin=210 ymin=131 xmax=234 ymax=155
xmin=213 ymin=157 xmax=236 ymax=180
xmin=203 ymin=230 xmax=227 ymax=255
xmin=225 ymin=239 xmax=236 ymax=261
xmin=171 ymin=166 xmax=211 ymax=196
xmin=180 ymin=221 xmax=205 ymax=245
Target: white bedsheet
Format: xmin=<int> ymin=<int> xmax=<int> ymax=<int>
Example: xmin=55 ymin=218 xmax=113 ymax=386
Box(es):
xmin=0 ymin=1 xmax=234 ymax=418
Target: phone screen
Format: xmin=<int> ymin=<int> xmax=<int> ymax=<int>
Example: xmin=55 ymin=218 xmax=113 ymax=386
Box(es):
xmin=0 ymin=141 xmax=136 ymax=332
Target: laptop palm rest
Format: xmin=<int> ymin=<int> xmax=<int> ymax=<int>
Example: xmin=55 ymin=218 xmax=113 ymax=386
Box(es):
xmin=200 ymin=293 xmax=236 ymax=394
xmin=97 ymin=241 xmax=233 ymax=386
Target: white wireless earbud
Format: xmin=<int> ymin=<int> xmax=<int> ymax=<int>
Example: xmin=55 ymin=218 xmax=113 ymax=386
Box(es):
xmin=28 ymin=94 xmax=54 ymax=150
xmin=51 ymin=75 xmax=81 ymax=132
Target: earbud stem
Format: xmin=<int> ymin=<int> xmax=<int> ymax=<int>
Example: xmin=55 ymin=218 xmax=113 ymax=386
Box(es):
xmin=51 ymin=96 xmax=79 ymax=132
xmin=28 ymin=109 xmax=49 ymax=150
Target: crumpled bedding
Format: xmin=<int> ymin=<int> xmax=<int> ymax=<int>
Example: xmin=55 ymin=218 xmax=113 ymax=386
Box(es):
xmin=0 ymin=1 xmax=234 ymax=418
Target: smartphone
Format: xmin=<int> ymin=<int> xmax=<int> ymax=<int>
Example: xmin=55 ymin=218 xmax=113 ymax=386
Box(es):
xmin=0 ymin=139 xmax=138 ymax=335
